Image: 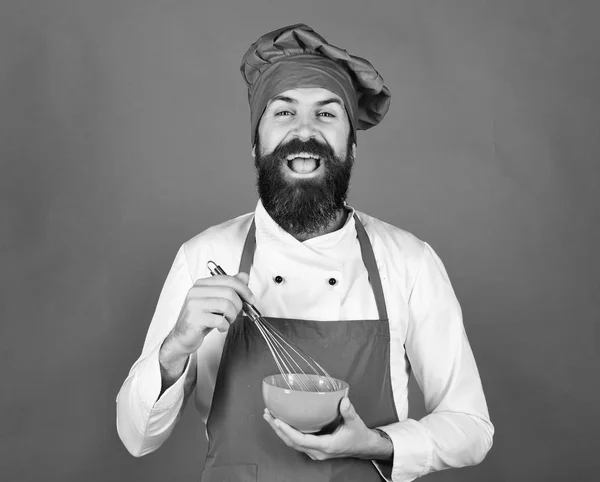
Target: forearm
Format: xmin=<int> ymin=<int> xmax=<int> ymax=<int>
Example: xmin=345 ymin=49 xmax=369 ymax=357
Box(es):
xmin=419 ymin=411 xmax=494 ymax=469
xmin=116 ymin=244 xmax=200 ymax=456
xmin=116 ymin=342 xmax=195 ymax=456
xmin=159 ymin=331 xmax=193 ymax=394
xmin=373 ymin=413 xmax=493 ymax=482
xmin=391 ymin=241 xmax=494 ymax=479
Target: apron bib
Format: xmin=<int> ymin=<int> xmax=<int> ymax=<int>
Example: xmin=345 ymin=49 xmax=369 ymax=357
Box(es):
xmin=200 ymin=214 xmax=398 ymax=482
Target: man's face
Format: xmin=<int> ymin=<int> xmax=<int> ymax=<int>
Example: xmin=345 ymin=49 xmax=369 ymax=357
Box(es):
xmin=253 ymin=88 xmax=356 ymax=237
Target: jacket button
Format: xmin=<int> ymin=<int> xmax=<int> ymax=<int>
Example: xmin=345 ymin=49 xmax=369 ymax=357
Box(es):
xmin=274 ymin=275 xmax=283 ymax=284
xmin=328 ymin=278 xmax=337 ymax=286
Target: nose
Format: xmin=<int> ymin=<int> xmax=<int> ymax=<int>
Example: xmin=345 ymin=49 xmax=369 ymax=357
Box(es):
xmin=292 ymin=114 xmax=317 ymax=141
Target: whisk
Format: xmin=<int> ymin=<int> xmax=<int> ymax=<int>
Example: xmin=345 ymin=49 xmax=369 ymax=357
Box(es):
xmin=207 ymin=261 xmax=337 ymax=393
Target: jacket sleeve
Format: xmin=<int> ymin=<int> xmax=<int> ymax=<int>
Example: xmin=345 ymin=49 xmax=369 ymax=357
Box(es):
xmin=116 ymin=244 xmax=198 ymax=457
xmin=373 ymin=242 xmax=494 ymax=481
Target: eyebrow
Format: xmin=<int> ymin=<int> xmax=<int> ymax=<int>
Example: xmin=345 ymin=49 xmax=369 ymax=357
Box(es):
xmin=269 ymin=95 xmax=344 ymax=108
xmin=316 ymin=98 xmax=343 ymax=108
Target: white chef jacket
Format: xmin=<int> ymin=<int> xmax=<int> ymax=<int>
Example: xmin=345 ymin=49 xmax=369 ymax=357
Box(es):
xmin=116 ymin=199 xmax=494 ymax=482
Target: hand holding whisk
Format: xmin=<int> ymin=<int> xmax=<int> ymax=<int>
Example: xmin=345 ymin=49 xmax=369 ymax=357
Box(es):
xmin=207 ymin=261 xmax=338 ymax=393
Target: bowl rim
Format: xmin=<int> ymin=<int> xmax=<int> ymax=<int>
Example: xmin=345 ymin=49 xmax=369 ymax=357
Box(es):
xmin=262 ymin=373 xmax=349 ymax=393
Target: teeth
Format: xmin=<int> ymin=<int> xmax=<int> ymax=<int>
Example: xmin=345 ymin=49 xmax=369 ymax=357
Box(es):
xmin=286 ymin=153 xmax=320 ymax=161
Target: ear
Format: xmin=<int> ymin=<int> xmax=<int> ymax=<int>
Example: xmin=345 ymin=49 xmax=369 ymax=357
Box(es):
xmin=251 ymin=144 xmax=256 ymax=159
xmin=351 ymin=143 xmax=357 ymax=158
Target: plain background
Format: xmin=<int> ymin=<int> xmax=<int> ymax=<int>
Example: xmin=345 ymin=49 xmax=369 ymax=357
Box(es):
xmin=2 ymin=1 xmax=599 ymax=481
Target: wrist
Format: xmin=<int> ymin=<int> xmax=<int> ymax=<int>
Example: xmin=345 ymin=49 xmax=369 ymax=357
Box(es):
xmin=367 ymin=428 xmax=394 ymax=461
xmin=160 ymin=330 xmax=190 ymax=360
xmin=159 ymin=334 xmax=189 ymax=379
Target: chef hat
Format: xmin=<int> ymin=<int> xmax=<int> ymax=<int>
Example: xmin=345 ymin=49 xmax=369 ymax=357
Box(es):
xmin=240 ymin=24 xmax=391 ymax=145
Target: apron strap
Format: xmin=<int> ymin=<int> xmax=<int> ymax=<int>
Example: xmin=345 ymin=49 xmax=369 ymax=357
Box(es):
xmin=237 ymin=213 xmax=388 ymax=320
xmin=238 ymin=218 xmax=257 ymax=276
xmin=353 ymin=213 xmax=389 ymax=320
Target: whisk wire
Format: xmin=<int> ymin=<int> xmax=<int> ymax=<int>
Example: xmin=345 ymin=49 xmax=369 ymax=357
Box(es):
xmin=252 ymin=318 xmax=298 ymax=390
xmin=259 ymin=319 xmax=336 ymax=391
xmin=259 ymin=321 xmax=321 ymax=391
xmin=207 ymin=261 xmax=338 ymax=393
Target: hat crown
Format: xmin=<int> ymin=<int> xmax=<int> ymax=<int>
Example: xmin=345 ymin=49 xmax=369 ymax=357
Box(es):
xmin=241 ymin=24 xmax=328 ymax=87
xmin=240 ymin=24 xmax=391 ymax=141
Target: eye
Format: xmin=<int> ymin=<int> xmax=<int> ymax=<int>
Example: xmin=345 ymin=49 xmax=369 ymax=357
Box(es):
xmin=275 ymin=110 xmax=293 ymax=116
xmin=318 ymin=112 xmax=335 ymax=118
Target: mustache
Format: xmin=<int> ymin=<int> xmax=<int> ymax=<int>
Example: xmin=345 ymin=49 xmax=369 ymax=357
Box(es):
xmin=269 ymin=138 xmax=336 ymax=162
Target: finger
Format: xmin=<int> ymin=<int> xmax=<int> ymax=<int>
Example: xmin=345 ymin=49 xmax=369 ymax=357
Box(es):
xmin=233 ymin=271 xmax=255 ymax=304
xmin=193 ymin=297 xmax=239 ymax=324
xmin=188 ymin=286 xmax=243 ymax=315
xmin=263 ymin=412 xmax=295 ymax=447
xmin=263 ymin=409 xmax=276 ymax=427
xmin=263 ymin=408 xmax=330 ymax=449
xmin=273 ymin=419 xmax=326 ymax=452
xmin=196 ymin=273 xmax=256 ymax=305
xmin=306 ymin=450 xmax=327 ymax=461
xmin=191 ymin=312 xmax=230 ymax=333
xmin=234 ymin=271 xmax=250 ymax=285
xmin=214 ymin=314 xmax=230 ymax=332
xmin=263 ymin=415 xmax=328 ymax=459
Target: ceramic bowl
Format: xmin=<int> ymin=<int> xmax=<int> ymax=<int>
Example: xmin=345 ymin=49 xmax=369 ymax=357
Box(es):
xmin=262 ymin=373 xmax=349 ymax=433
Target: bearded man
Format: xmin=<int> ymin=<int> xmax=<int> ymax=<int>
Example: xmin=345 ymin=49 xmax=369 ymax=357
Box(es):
xmin=116 ymin=24 xmax=494 ymax=482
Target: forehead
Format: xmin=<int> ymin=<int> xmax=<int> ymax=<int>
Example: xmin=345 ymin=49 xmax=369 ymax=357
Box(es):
xmin=267 ymin=88 xmax=344 ymax=107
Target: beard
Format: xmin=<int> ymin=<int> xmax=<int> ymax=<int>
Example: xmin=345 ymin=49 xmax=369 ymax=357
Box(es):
xmin=254 ymin=135 xmax=354 ymax=237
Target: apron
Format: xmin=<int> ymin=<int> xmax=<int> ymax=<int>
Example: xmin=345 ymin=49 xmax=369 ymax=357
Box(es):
xmin=200 ymin=214 xmax=398 ymax=482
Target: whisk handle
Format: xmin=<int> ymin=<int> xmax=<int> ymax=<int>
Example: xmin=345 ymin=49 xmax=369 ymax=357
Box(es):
xmin=206 ymin=261 xmax=262 ymax=322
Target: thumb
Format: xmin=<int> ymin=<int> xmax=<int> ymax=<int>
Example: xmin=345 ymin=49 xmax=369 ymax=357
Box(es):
xmin=340 ymin=397 xmax=357 ymax=420
xmin=234 ymin=272 xmax=256 ymax=305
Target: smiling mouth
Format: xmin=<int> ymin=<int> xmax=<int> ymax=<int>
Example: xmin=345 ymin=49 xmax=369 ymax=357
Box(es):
xmin=286 ymin=153 xmax=321 ymax=174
